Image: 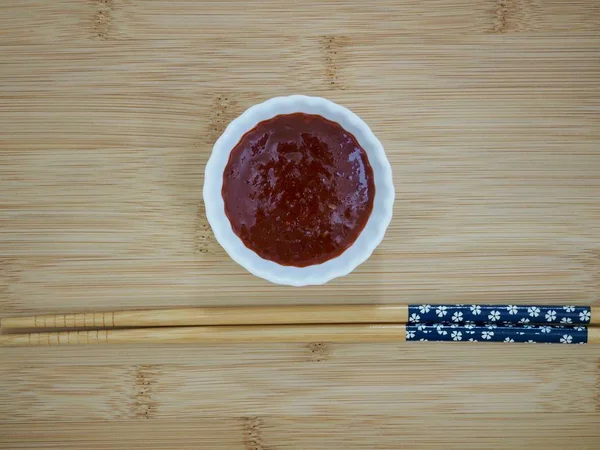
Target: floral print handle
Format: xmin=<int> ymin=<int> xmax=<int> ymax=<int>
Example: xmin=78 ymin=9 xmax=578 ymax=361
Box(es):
xmin=406 ymin=324 xmax=587 ymax=344
xmin=408 ymin=305 xmax=591 ymax=325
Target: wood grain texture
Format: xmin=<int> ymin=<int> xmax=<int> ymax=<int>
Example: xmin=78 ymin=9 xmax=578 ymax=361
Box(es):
xmin=0 ymin=0 xmax=599 ymax=448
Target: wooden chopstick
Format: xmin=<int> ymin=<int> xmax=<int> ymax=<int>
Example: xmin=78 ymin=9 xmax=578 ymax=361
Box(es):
xmin=1 ymin=324 xmax=598 ymax=347
xmin=1 ymin=304 xmax=596 ymax=331
xmin=0 ymin=305 xmax=409 ymax=330
xmin=0 ymin=324 xmax=406 ymax=346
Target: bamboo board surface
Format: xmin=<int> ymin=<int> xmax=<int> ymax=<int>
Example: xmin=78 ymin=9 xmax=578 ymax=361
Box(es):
xmin=1 ymin=0 xmax=599 ymax=448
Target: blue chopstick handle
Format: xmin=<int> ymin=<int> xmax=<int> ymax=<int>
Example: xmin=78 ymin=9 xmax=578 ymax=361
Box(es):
xmin=406 ymin=324 xmax=587 ymax=344
xmin=408 ymin=304 xmax=591 ymax=325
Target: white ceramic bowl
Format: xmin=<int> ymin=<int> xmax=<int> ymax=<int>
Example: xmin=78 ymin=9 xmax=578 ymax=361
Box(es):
xmin=203 ymin=95 xmax=394 ymax=286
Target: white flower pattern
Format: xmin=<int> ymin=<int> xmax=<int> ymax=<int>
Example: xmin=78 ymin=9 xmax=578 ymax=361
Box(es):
xmin=403 ymin=305 xmax=589 ymax=344
xmin=488 ymin=310 xmax=501 ymax=322
xmin=436 ymin=306 xmax=448 ymax=317
xmin=506 ymin=305 xmax=518 ymax=315
xmin=451 ymin=331 xmax=462 ymax=341
xmin=470 ymin=305 xmax=482 ymax=315
xmin=560 ymin=334 xmax=572 ymax=344
xmin=409 ymin=305 xmax=588 ymax=325
xmin=419 ymin=304 xmax=431 ymax=314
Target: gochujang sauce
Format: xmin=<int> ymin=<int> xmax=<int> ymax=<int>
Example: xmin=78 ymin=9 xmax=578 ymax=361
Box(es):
xmin=222 ymin=113 xmax=375 ymax=267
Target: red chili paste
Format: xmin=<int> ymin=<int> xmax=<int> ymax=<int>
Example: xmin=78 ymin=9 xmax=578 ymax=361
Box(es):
xmin=222 ymin=113 xmax=374 ymax=267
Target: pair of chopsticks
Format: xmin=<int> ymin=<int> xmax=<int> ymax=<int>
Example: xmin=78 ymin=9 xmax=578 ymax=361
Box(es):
xmin=1 ymin=304 xmax=598 ymax=346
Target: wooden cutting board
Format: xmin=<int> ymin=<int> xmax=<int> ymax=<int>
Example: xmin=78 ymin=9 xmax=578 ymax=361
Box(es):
xmin=1 ymin=0 xmax=599 ymax=448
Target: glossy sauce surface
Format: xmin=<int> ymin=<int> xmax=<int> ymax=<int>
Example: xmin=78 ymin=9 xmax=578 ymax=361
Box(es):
xmin=222 ymin=113 xmax=375 ymax=267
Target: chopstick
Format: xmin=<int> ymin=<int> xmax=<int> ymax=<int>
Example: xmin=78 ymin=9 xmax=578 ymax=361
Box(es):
xmin=1 ymin=324 xmax=598 ymax=347
xmin=0 ymin=305 xmax=409 ymax=330
xmin=1 ymin=304 xmax=596 ymax=331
